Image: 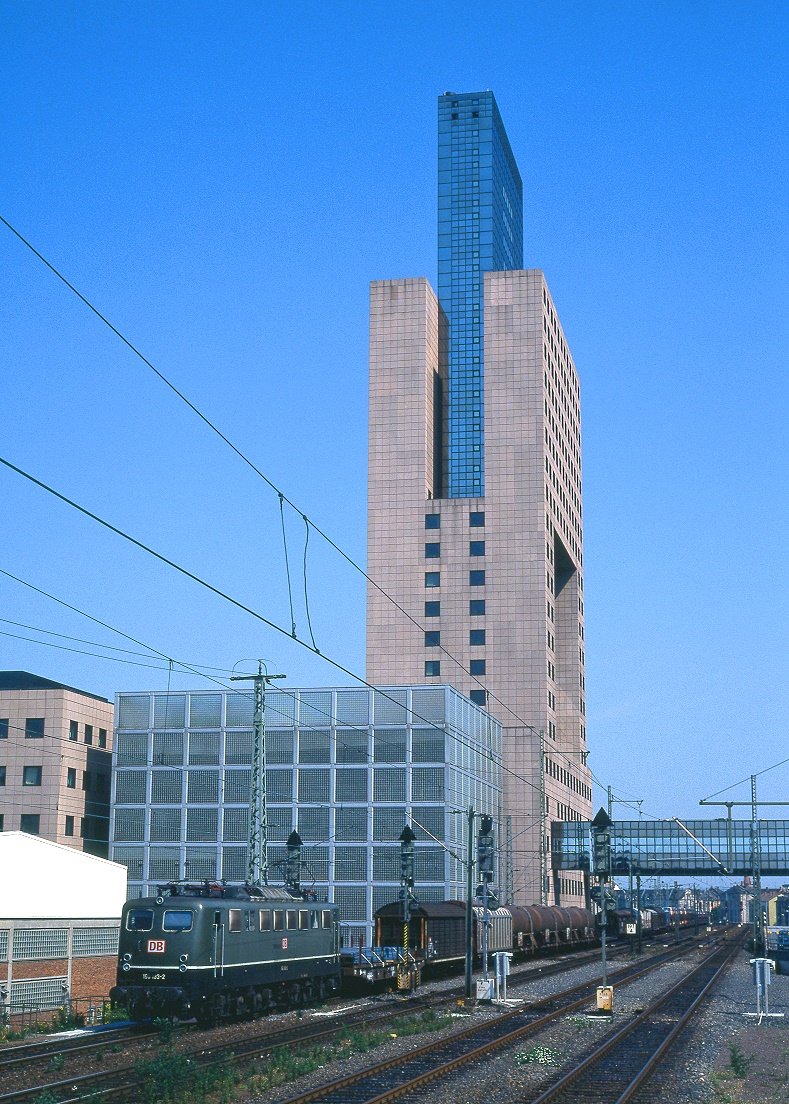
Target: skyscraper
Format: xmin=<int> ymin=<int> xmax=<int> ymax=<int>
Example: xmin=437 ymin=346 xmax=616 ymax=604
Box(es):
xmin=367 ymin=92 xmax=592 ymax=905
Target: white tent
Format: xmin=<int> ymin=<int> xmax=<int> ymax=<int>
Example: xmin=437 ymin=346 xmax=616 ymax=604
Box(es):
xmin=0 ymin=832 xmax=127 ymax=919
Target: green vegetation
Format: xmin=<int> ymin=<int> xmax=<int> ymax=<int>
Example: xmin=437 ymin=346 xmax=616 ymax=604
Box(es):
xmin=131 ymin=1008 xmax=454 ymax=1103
xmin=728 ymin=1042 xmax=752 ymax=1078
xmin=515 ymin=1045 xmax=561 ymax=1066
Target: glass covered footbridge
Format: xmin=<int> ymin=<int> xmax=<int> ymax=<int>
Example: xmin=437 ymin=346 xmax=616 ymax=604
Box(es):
xmin=551 ymin=818 xmax=789 ymax=877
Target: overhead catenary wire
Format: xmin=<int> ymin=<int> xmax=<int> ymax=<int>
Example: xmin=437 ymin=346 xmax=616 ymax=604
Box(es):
xmin=0 ymin=212 xmax=585 ymax=742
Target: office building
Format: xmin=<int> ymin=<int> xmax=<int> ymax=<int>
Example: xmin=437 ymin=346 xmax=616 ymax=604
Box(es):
xmin=108 ymin=685 xmax=501 ymax=944
xmin=367 ymin=92 xmax=592 ymax=904
xmin=0 ymin=672 xmax=113 ymax=855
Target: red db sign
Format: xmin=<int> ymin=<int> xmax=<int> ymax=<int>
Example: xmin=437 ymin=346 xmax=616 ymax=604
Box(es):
xmin=147 ymin=940 xmax=166 ymax=953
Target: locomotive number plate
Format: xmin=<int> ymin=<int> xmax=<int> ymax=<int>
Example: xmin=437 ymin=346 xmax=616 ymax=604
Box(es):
xmin=147 ymin=939 xmax=166 ymax=953
xmin=281 ymin=937 xmax=288 ymax=949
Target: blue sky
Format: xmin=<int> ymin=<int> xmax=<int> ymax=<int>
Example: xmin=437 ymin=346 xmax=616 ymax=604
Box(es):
xmin=1 ymin=1 xmax=787 ymax=831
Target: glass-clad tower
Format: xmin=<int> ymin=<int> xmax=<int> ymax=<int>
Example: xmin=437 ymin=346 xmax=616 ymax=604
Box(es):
xmin=367 ymin=92 xmax=591 ymax=906
xmin=438 ymin=91 xmax=523 ymax=497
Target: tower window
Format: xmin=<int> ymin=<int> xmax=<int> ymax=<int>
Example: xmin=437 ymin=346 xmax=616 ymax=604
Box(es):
xmin=469 ymin=629 xmax=486 ymax=646
xmin=469 ymin=570 xmax=485 ymax=586
xmin=424 ymin=661 xmax=441 ymax=677
xmin=425 ymin=601 xmax=440 ymax=617
xmin=469 ymin=541 xmax=485 ymax=556
xmin=425 ymin=542 xmax=441 ymax=559
xmin=469 ymin=660 xmax=486 ymax=676
xmin=469 ymin=600 xmax=485 ymax=616
xmin=424 ymin=631 xmax=441 ymax=647
xmin=425 ymin=514 xmax=440 ymax=530
xmin=470 ymin=690 xmax=487 ymax=707
xmin=469 ymin=511 xmax=485 ymax=527
xmin=425 ymin=572 xmax=440 ymax=588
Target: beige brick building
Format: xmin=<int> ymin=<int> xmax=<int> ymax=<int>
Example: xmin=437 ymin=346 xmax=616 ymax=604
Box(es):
xmin=0 ymin=672 xmax=113 ymax=855
xmin=366 ymin=93 xmax=591 ymax=906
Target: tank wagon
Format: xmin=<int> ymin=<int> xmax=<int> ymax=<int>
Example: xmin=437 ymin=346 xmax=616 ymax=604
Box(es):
xmin=343 ymin=900 xmax=596 ymax=984
xmin=111 ymin=881 xmax=340 ymax=1024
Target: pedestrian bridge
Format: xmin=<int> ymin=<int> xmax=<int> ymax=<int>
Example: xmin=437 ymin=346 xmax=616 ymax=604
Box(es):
xmin=551 ymin=818 xmax=789 ymax=876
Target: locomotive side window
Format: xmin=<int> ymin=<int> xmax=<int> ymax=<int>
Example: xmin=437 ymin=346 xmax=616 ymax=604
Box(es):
xmin=299 ymin=911 xmax=309 ymax=930
xmin=273 ymin=910 xmax=285 ymax=930
xmin=245 ymin=911 xmax=255 ymax=931
xmin=126 ymin=909 xmax=154 ymax=931
xmin=310 ymin=911 xmax=320 ymax=928
xmin=228 ymin=909 xmax=242 ymax=932
xmin=286 ymin=910 xmax=298 ymax=929
xmin=163 ymin=910 xmax=193 ymax=932
xmin=259 ymin=910 xmax=271 ymax=931
xmin=321 ymin=910 xmax=333 ymax=928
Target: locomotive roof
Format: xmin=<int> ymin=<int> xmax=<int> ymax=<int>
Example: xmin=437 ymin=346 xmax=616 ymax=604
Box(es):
xmin=150 ymin=881 xmax=314 ymax=903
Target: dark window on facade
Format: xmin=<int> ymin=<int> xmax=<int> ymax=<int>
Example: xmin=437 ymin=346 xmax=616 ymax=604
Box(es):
xmin=469 ymin=629 xmax=486 ymax=646
xmin=20 ymin=814 xmax=40 ymax=834
xmin=84 ymin=724 xmax=93 ymax=745
xmin=425 ymin=601 xmax=440 ymax=617
xmin=98 ymin=728 xmax=107 ymax=748
xmin=424 ymin=660 xmax=441 ymax=677
xmin=470 ymin=690 xmax=487 ymax=707
xmin=469 ymin=659 xmax=486 ymax=676
xmin=0 ymin=719 xmax=8 ymax=739
xmin=66 ymin=767 xmax=76 ymax=788
xmin=82 ymin=771 xmax=92 ymax=791
xmin=425 ymin=542 xmax=440 ymax=559
xmin=424 ymin=514 xmax=440 ymax=529
xmin=425 ymin=572 xmax=440 ymax=588
xmin=424 ymin=631 xmax=440 ymax=647
xmin=65 ymin=815 xmax=75 ymax=836
xmin=25 ymin=718 xmax=44 ymax=739
xmin=470 ymin=540 xmax=485 ymax=556
xmin=23 ymin=765 xmax=42 ymax=786
xmin=68 ymin=720 xmax=78 ymax=741
xmin=469 ymin=511 xmax=485 ymax=527
xmin=0 ymin=766 xmax=5 ymax=785
xmin=469 ymin=599 xmax=486 ymax=615
xmin=469 ymin=570 xmax=485 ymax=586
xmin=0 ymin=814 xmax=4 ymax=831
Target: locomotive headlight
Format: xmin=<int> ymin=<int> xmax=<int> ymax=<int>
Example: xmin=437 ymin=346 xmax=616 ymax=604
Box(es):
xmin=179 ymin=954 xmax=189 ymax=962
xmin=123 ymin=953 xmax=132 ymax=961
xmin=179 ymin=963 xmax=188 ymax=973
xmin=122 ymin=962 xmax=131 ymax=972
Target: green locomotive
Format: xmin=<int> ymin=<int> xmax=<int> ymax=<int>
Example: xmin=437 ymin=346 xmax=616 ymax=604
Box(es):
xmin=111 ymin=881 xmax=341 ymax=1024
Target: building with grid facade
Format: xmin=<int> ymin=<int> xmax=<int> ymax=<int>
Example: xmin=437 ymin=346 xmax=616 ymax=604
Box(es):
xmin=0 ymin=671 xmax=113 ymax=856
xmin=109 ymin=685 xmax=501 ymax=943
xmin=367 ymin=92 xmax=592 ymax=906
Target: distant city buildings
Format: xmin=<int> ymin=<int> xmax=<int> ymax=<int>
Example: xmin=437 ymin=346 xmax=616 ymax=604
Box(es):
xmin=367 ymin=92 xmax=591 ymax=904
xmin=0 ymin=671 xmax=113 ymax=856
xmin=108 ymin=685 xmax=501 ymax=942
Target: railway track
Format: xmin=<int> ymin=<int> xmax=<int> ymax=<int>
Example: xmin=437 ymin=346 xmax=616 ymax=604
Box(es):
xmin=526 ymin=935 xmax=740 ymax=1102
xmin=273 ymin=932 xmax=739 ymax=1104
xmin=0 ymin=930 xmax=719 ymax=1104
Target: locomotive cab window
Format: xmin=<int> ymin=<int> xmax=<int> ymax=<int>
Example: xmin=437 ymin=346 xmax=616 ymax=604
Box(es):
xmin=228 ymin=909 xmax=242 ymax=932
xmin=259 ymin=910 xmax=272 ymax=931
xmin=299 ymin=911 xmax=309 ymax=930
xmin=286 ymin=910 xmax=298 ymax=929
xmin=321 ymin=910 xmax=333 ymax=929
xmin=310 ymin=911 xmax=320 ymax=929
xmin=273 ymin=910 xmax=285 ymax=931
xmin=163 ymin=910 xmax=193 ymax=932
xmin=126 ymin=909 xmax=154 ymax=932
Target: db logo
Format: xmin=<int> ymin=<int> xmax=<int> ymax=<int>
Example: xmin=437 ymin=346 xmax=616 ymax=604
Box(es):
xmin=147 ymin=940 xmax=166 ymax=953
xmin=281 ymin=937 xmax=288 ymax=950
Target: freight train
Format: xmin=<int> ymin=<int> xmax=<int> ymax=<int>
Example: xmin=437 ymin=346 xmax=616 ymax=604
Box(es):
xmin=341 ymin=900 xmax=598 ymax=985
xmin=111 ymin=880 xmax=706 ymax=1023
xmin=604 ymin=906 xmax=709 ymax=940
xmin=110 ymin=881 xmax=341 ymax=1025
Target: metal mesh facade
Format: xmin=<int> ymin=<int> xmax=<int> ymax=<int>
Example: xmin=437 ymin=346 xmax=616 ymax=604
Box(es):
xmin=111 ymin=686 xmax=502 ymax=942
